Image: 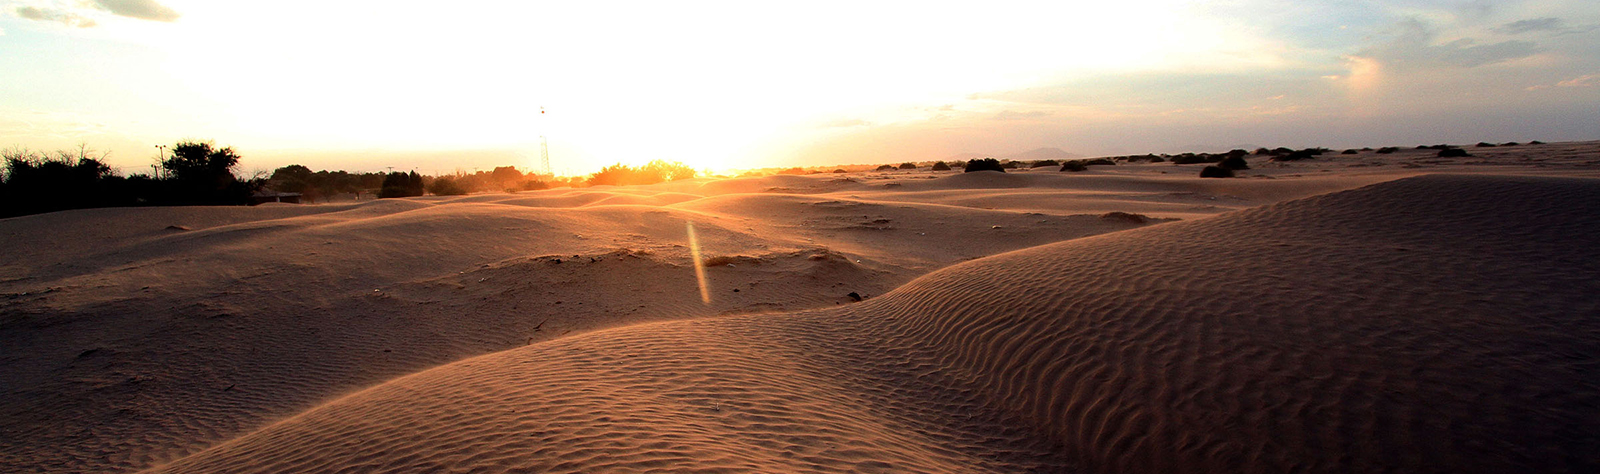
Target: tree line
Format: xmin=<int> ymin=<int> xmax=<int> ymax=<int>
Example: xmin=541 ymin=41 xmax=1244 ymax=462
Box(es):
xmin=1 ymin=141 xmax=254 ymax=218
xmin=2 ymin=142 xmax=702 ymax=218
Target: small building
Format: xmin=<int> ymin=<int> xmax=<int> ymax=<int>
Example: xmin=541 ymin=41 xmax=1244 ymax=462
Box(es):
xmin=250 ymin=188 xmax=302 ymax=205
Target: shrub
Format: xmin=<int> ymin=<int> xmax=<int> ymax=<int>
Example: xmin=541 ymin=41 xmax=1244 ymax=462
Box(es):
xmin=1083 ymin=158 xmax=1116 ymax=166
xmin=427 ymin=176 xmax=468 ymax=196
xmin=1529 ymin=140 xmax=1545 ymax=144
xmin=587 ymin=160 xmax=696 ymax=186
xmin=1001 ymin=161 xmax=1019 ymax=169
xmin=964 ymin=158 xmax=1005 ymax=173
xmin=1199 ymin=166 xmax=1234 ymax=178
xmin=897 ymin=162 xmax=917 ymax=170
xmin=1030 ymin=160 xmax=1058 ymax=168
xmin=1059 ymin=160 xmax=1086 ymax=172
xmin=1270 ymin=148 xmax=1320 ymax=161
xmin=1341 ymin=149 xmax=1359 ymax=154
xmin=1 ymin=146 xmax=122 ymax=216
xmin=1171 ymin=153 xmax=1222 ymax=165
xmin=930 ymin=161 xmax=951 ymax=171
xmin=1475 ymin=142 xmax=1497 ymax=147
xmin=1375 ymin=147 xmax=1400 ymax=154
xmin=1218 ymin=156 xmax=1249 ymax=170
xmin=832 ymin=169 xmax=847 ymax=173
xmin=875 ymin=164 xmax=895 ymax=171
xmin=1501 ymin=142 xmax=1520 ymax=146
xmin=1438 ymin=148 xmax=1472 ymax=158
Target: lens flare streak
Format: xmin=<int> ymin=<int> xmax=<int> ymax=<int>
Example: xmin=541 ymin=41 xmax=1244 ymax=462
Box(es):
xmin=686 ymin=221 xmax=711 ymax=304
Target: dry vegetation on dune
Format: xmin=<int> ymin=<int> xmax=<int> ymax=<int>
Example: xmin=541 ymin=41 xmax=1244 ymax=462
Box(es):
xmin=3 ymin=141 xmax=1599 ymax=473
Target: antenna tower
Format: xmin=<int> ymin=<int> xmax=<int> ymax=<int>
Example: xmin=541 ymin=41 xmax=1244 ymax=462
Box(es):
xmin=539 ymin=106 xmax=552 ymax=175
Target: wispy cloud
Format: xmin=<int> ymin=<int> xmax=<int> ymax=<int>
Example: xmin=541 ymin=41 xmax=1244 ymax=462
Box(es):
xmin=1358 ymin=19 xmax=1538 ymax=69
xmin=11 ymin=0 xmax=179 ymax=26
xmin=89 ymin=0 xmax=179 ymax=22
xmin=1496 ymin=18 xmax=1564 ymax=35
xmin=991 ymin=110 xmax=1050 ymax=121
xmin=1556 ymin=74 xmax=1600 ymax=88
xmin=1494 ymin=17 xmax=1598 ymax=36
xmin=15 ymin=6 xmax=98 ymax=28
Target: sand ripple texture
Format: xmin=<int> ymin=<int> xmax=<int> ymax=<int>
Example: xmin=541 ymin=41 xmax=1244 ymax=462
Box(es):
xmin=144 ymin=174 xmax=1599 ymax=473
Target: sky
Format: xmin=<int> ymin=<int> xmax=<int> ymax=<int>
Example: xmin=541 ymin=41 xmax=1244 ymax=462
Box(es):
xmin=1 ymin=0 xmax=1597 ymax=176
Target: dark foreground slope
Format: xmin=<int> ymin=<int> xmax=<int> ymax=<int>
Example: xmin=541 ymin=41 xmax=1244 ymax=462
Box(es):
xmin=149 ymin=175 xmax=1599 ymax=473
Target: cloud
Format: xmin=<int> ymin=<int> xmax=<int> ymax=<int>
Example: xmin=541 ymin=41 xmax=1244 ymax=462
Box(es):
xmin=1496 ymin=18 xmax=1563 ymax=35
xmin=991 ymin=110 xmax=1050 ymax=121
xmin=1556 ymin=74 xmax=1600 ymax=88
xmin=15 ymin=6 xmax=98 ymax=28
xmin=1359 ymin=20 xmax=1538 ymax=69
xmin=89 ymin=0 xmax=179 ymax=22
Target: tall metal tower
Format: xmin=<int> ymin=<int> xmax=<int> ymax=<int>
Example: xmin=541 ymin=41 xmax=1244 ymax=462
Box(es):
xmin=540 ymin=136 xmax=550 ymax=175
xmin=539 ymin=106 xmax=552 ymax=175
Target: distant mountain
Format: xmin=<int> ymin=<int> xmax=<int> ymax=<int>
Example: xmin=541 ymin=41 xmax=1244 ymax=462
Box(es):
xmin=942 ymin=147 xmax=1083 ymax=163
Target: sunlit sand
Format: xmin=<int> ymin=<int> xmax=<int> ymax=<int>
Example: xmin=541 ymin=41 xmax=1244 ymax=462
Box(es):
xmin=3 ymin=143 xmax=1599 ymax=473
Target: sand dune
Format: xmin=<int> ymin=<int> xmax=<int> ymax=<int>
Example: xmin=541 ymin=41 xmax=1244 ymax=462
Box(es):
xmin=142 ymin=174 xmax=1599 ymax=473
xmin=4 ymin=142 xmax=1599 ymax=473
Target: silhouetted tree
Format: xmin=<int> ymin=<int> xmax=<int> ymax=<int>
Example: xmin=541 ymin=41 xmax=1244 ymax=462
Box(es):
xmin=162 ymin=140 xmax=252 ymax=204
xmin=380 ymin=171 xmax=424 ymax=198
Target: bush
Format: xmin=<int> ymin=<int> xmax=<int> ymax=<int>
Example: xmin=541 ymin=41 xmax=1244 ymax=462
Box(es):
xmin=427 ymin=176 xmax=468 ymax=196
xmin=1001 ymin=161 xmax=1019 ymax=169
xmin=1529 ymin=140 xmax=1545 ymax=144
xmin=1270 ymin=148 xmax=1320 ymax=161
xmin=1341 ymin=149 xmax=1359 ymax=154
xmin=587 ymin=160 xmax=696 ymax=186
xmin=1218 ymin=156 xmax=1249 ymax=170
xmin=1501 ymin=142 xmax=1520 ymax=146
xmin=1030 ymin=160 xmax=1058 ymax=168
xmin=930 ymin=161 xmax=951 ymax=171
xmin=1438 ymin=148 xmax=1472 ymax=158
xmin=832 ymin=169 xmax=847 ymax=173
xmin=964 ymin=158 xmax=1005 ymax=173
xmin=875 ymin=164 xmax=895 ymax=171
xmin=1475 ymin=142 xmax=1497 ymax=147
xmin=1083 ymin=158 xmax=1115 ymax=166
xmin=1199 ymin=166 xmax=1234 ymax=178
xmin=897 ymin=162 xmax=917 ymax=170
xmin=1375 ymin=147 xmax=1400 ymax=154
xmin=1059 ymin=160 xmax=1086 ymax=172
xmin=1 ymin=146 xmax=121 ymax=216
xmin=1171 ymin=153 xmax=1222 ymax=165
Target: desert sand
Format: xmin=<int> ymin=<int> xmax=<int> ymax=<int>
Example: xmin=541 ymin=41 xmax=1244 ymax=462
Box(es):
xmin=3 ymin=142 xmax=1598 ymax=473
